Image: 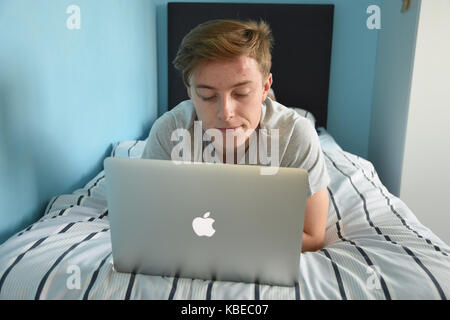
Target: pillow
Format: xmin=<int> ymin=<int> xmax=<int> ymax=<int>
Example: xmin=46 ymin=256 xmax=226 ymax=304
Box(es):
xmin=110 ymin=140 xmax=147 ymax=158
xmin=292 ymin=107 xmax=317 ymax=128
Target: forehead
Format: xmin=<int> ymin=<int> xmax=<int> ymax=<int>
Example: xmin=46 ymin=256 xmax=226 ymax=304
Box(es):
xmin=190 ymin=55 xmax=262 ymax=87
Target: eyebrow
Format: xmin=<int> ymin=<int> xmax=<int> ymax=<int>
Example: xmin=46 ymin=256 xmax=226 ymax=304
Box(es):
xmin=195 ymin=81 xmax=252 ymax=90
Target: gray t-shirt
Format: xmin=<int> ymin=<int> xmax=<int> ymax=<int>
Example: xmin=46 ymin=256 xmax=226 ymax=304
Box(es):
xmin=142 ymin=97 xmax=330 ymax=197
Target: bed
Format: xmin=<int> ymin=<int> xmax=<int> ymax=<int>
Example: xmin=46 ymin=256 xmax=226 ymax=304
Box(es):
xmin=1 ymin=2 xmax=449 ymax=300
xmin=0 ymin=128 xmax=449 ymax=300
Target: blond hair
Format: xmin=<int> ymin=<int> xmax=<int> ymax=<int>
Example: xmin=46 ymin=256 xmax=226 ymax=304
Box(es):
xmin=173 ymin=19 xmax=274 ymax=86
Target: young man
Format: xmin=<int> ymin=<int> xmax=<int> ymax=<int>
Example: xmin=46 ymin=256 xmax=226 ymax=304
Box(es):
xmin=142 ymin=19 xmax=330 ymax=252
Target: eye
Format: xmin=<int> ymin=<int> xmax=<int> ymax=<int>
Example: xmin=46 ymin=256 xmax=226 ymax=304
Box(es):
xmin=234 ymin=93 xmax=249 ymax=98
xmin=201 ymin=96 xmax=216 ymax=101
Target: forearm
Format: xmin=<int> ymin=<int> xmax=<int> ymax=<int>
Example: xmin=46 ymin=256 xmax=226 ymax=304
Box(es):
xmin=301 ymin=232 xmax=324 ymax=253
xmin=302 ymin=188 xmax=329 ymax=253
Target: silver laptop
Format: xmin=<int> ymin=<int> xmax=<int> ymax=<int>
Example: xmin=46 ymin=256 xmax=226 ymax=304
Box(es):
xmin=104 ymin=157 xmax=308 ymax=287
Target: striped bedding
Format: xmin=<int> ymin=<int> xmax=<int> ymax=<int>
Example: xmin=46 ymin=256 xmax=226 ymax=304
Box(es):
xmin=0 ymin=128 xmax=449 ymax=300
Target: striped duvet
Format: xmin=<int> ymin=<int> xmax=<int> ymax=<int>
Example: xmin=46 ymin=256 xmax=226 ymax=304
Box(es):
xmin=0 ymin=128 xmax=449 ymax=300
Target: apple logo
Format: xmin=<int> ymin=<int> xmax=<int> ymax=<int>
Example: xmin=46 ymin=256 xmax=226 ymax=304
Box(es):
xmin=192 ymin=212 xmax=216 ymax=237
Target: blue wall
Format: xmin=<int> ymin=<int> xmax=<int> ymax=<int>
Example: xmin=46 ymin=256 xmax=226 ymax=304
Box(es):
xmin=0 ymin=0 xmax=158 ymax=244
xmin=369 ymin=0 xmax=421 ymax=196
xmin=154 ymin=0 xmax=381 ymax=159
xmin=1 ymin=0 xmax=415 ymax=245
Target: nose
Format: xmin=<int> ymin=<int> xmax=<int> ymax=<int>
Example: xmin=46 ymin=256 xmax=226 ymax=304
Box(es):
xmin=217 ymin=95 xmax=235 ymax=121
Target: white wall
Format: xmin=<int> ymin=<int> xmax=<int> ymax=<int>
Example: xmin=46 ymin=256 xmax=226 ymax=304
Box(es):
xmin=400 ymin=0 xmax=450 ymax=245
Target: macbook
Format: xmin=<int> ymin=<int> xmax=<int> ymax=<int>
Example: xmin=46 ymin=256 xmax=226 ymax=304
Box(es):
xmin=104 ymin=157 xmax=308 ymax=287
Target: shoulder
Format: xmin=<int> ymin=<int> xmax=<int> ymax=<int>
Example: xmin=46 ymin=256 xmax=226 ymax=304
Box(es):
xmin=260 ymin=98 xmax=303 ymax=130
xmin=164 ymin=99 xmax=197 ymax=130
xmin=290 ymin=115 xmax=319 ymax=147
xmin=262 ymin=98 xmax=316 ymax=145
xmin=142 ymin=100 xmax=196 ymax=159
xmin=153 ymin=100 xmax=196 ymax=131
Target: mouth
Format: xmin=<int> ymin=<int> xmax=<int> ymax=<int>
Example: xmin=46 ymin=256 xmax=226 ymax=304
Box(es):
xmin=217 ymin=126 xmax=241 ymax=134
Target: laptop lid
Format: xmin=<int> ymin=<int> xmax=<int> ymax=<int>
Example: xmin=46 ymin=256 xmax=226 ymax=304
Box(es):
xmin=104 ymin=157 xmax=308 ymax=287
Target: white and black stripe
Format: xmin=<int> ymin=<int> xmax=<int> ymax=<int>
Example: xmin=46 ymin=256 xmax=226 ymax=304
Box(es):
xmin=45 ymin=196 xmax=59 ymax=215
xmin=111 ymin=142 xmax=118 ymax=157
xmin=327 ymin=187 xmax=391 ymax=299
xmin=0 ymin=221 xmax=78 ymax=295
xmin=17 ymin=207 xmax=74 ymax=237
xmin=168 ymin=275 xmax=179 ymax=300
xmin=401 ymin=246 xmax=446 ymax=299
xmin=87 ymin=175 xmax=105 ymax=197
xmin=254 ymin=282 xmax=260 ymax=300
xmin=294 ymin=281 xmax=300 ymax=300
xmin=324 ymin=151 xmax=446 ymax=300
xmin=83 ymin=252 xmax=112 ymax=300
xmin=340 ymin=151 xmax=448 ymax=257
xmin=1 ymin=207 xmax=108 ymax=297
xmin=3 ymin=133 xmax=449 ymax=299
xmin=17 ymin=223 xmax=38 ymax=237
xmin=98 ymin=209 xmax=109 ymax=219
xmin=0 ymin=237 xmax=48 ymax=295
xmin=206 ymin=278 xmax=214 ymax=300
xmin=321 ymin=248 xmax=347 ymax=300
xmin=128 ymin=140 xmax=139 ymax=158
xmin=34 ymin=228 xmax=109 ymax=300
xmin=326 ymin=155 xmax=393 ymax=299
xmin=76 ymin=195 xmax=84 ymax=206
xmin=124 ymin=272 xmax=137 ymax=300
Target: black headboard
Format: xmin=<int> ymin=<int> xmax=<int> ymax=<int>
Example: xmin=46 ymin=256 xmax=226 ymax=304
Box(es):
xmin=168 ymin=3 xmax=334 ymax=128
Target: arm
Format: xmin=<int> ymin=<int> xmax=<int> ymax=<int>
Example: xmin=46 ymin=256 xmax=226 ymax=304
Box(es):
xmin=280 ymin=117 xmax=330 ymax=253
xmin=301 ymin=187 xmax=329 ymax=253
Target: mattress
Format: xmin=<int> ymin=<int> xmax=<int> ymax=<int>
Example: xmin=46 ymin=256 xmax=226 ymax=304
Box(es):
xmin=0 ymin=128 xmax=449 ymax=299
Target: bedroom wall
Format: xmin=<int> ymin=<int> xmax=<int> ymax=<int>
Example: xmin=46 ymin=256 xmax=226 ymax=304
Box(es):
xmin=369 ymin=0 xmax=421 ymax=196
xmin=0 ymin=0 xmax=158 ymax=244
xmin=399 ymin=0 xmax=450 ymax=245
xmin=154 ymin=0 xmax=381 ymax=159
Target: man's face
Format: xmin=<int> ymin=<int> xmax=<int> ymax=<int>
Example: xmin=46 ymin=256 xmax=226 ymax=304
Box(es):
xmin=187 ymin=55 xmax=272 ymax=160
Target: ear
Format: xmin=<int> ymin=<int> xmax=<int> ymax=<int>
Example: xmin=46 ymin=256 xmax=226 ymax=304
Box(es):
xmin=262 ymin=73 xmax=273 ymax=102
xmin=186 ymin=86 xmax=192 ymax=99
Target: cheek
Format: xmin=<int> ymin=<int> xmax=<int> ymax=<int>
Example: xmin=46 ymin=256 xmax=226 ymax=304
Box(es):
xmin=240 ymin=100 xmax=262 ymax=127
